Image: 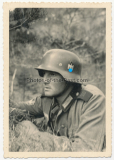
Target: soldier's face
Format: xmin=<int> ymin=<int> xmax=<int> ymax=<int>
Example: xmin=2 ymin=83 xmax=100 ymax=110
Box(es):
xmin=43 ymin=71 xmax=67 ymax=97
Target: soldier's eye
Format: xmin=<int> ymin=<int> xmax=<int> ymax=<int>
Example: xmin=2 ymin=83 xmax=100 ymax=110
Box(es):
xmin=50 ymin=72 xmax=55 ymax=76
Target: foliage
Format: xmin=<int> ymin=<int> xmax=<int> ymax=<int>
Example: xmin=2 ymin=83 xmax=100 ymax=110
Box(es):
xmin=9 ymin=107 xmax=92 ymax=152
xmin=9 ymin=8 xmax=106 ymax=101
xmin=9 ymin=8 xmax=47 ymax=29
xmin=9 ymin=106 xmax=72 ymax=152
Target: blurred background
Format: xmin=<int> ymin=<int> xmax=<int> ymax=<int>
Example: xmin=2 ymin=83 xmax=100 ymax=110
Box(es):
xmin=9 ymin=8 xmax=106 ymax=102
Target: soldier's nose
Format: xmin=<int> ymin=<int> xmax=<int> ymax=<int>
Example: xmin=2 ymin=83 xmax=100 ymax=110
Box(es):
xmin=44 ymin=73 xmax=51 ymax=84
xmin=44 ymin=78 xmax=51 ymax=84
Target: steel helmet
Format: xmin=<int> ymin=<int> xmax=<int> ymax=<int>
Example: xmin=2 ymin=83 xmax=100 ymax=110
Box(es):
xmin=35 ymin=49 xmax=81 ymax=83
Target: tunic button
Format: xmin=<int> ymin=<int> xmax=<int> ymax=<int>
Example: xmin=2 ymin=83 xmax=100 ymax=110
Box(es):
xmin=61 ymin=124 xmax=65 ymax=128
xmin=76 ymin=92 xmax=79 ymax=96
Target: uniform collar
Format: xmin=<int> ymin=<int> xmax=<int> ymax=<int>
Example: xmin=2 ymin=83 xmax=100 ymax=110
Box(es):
xmin=52 ymin=86 xmax=82 ymax=112
xmin=52 ymin=97 xmax=58 ymax=107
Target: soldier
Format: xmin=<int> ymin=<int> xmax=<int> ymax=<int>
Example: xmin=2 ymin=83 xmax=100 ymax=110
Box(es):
xmin=9 ymin=49 xmax=105 ymax=151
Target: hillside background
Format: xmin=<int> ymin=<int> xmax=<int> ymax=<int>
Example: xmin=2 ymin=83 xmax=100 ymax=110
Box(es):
xmin=9 ymin=8 xmax=106 ymax=102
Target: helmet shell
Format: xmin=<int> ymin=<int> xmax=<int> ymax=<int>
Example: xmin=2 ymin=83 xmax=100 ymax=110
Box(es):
xmin=35 ymin=49 xmax=81 ymax=83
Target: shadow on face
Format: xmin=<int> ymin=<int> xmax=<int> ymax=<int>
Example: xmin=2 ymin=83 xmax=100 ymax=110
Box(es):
xmin=43 ymin=71 xmax=68 ymax=97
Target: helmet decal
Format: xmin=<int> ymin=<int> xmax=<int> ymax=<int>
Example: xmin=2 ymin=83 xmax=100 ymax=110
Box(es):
xmin=68 ymin=62 xmax=74 ymax=72
xmin=59 ymin=63 xmax=62 ymax=66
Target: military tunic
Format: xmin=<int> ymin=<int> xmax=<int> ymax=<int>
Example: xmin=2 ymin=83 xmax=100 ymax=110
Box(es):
xmin=14 ymin=84 xmax=105 ymax=151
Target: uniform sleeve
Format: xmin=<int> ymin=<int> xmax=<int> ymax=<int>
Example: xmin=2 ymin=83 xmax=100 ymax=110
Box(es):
xmin=71 ymin=93 xmax=105 ymax=151
xmin=12 ymin=95 xmax=44 ymax=117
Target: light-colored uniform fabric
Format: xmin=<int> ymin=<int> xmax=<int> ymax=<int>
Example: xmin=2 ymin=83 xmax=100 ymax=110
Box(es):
xmin=15 ymin=84 xmax=105 ymax=151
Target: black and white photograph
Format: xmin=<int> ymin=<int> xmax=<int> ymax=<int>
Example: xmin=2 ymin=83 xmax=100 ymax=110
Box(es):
xmin=3 ymin=3 xmax=111 ymax=157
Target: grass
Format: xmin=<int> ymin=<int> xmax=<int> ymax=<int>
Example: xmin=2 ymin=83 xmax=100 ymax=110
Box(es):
xmin=9 ymin=107 xmax=72 ymax=152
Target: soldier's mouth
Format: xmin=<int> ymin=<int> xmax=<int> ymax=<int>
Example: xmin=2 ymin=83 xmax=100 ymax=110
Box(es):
xmin=44 ymin=87 xmax=51 ymax=90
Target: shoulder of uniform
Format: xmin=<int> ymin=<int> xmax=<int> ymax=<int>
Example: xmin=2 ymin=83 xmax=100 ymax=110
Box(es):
xmin=77 ymin=88 xmax=93 ymax=102
xmin=77 ymin=84 xmax=105 ymax=102
xmin=31 ymin=93 xmax=46 ymax=103
xmin=84 ymin=84 xmax=105 ymax=97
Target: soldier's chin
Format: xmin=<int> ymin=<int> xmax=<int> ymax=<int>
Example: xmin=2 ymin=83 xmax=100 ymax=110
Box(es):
xmin=44 ymin=91 xmax=54 ymax=97
xmin=44 ymin=90 xmax=59 ymax=97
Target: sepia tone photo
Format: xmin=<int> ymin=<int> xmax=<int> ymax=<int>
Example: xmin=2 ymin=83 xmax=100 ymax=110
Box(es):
xmin=3 ymin=2 xmax=111 ymax=158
